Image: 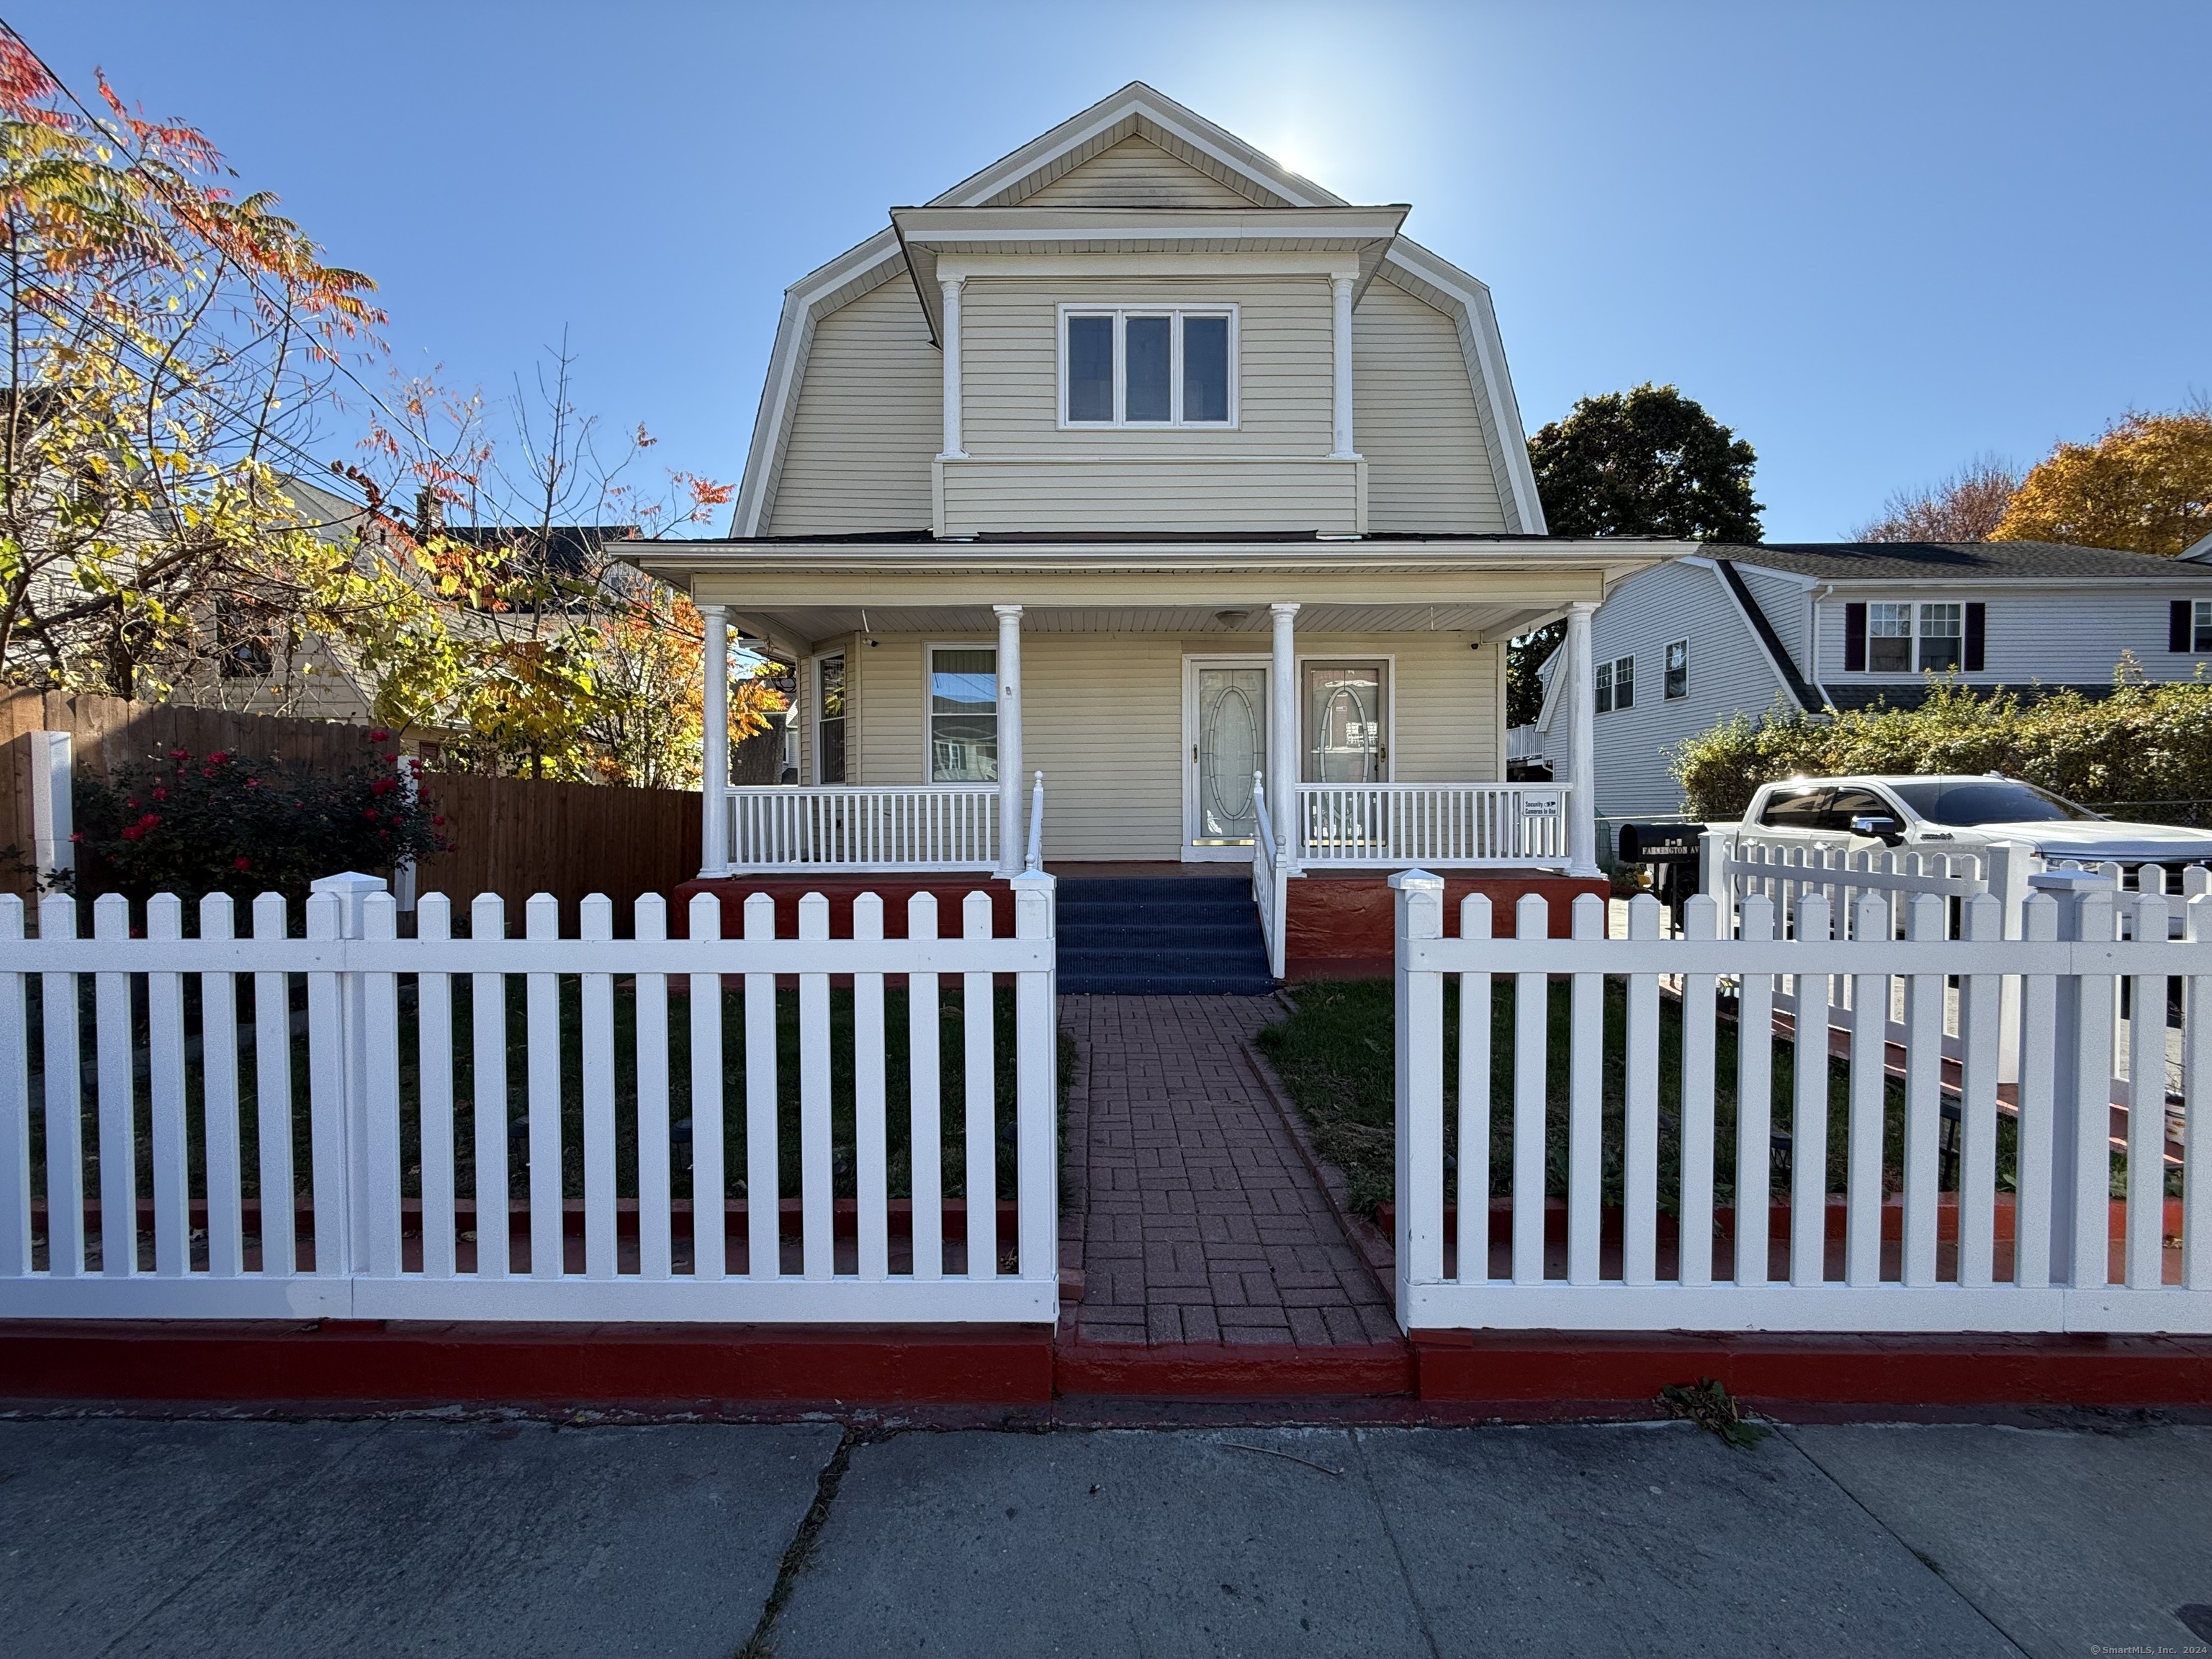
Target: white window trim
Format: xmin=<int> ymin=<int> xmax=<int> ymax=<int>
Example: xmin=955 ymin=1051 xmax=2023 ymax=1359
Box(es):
xmin=812 ymin=650 xmax=847 ymax=785
xmin=2194 ymin=599 xmax=2212 ymax=653
xmin=1663 ymin=639 xmax=1689 ymax=700
xmin=1596 ymin=653 xmax=1634 ymax=714
xmin=1862 ymin=601 xmax=1965 ymax=675
xmin=922 ymin=639 xmax=1000 ymax=786
xmin=1057 ymin=302 xmax=1241 ymax=431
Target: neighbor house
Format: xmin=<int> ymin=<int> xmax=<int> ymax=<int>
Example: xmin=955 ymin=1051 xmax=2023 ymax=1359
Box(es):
xmin=1526 ymin=539 xmax=2212 ymax=824
xmin=624 ymin=83 xmax=1686 ymax=979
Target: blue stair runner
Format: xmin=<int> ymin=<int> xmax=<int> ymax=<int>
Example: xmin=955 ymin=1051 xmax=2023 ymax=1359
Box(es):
xmin=1053 ymin=876 xmax=1276 ymax=995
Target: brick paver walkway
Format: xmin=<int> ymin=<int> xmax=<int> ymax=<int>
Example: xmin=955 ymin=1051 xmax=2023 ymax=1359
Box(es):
xmin=1059 ymin=994 xmax=1400 ymax=1347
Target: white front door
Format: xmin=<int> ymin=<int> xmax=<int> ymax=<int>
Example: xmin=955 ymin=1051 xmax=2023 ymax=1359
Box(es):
xmin=1184 ymin=657 xmax=1268 ymax=861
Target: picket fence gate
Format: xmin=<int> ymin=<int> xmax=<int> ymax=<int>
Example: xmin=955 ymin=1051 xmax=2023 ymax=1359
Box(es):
xmin=1392 ymin=872 xmax=2211 ymax=1334
xmin=0 ymin=873 xmax=1060 ymax=1323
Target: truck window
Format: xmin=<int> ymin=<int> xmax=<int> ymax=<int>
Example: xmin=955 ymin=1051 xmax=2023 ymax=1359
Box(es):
xmin=1758 ymin=788 xmax=1830 ymax=830
xmin=1822 ymin=788 xmax=1896 ymax=832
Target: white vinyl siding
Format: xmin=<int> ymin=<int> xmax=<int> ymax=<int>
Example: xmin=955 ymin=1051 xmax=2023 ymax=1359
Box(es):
xmin=768 ymin=281 xmax=939 ymax=535
xmin=1018 ymin=137 xmax=1257 ymax=208
xmin=938 ymin=457 xmax=1358 ymax=536
xmin=1735 ymin=562 xmax=1809 ymax=670
xmin=1353 ymin=279 xmax=1508 ymax=532
xmin=1814 ymin=593 xmax=2212 ymax=685
xmin=1579 ymin=560 xmax=1788 ymax=819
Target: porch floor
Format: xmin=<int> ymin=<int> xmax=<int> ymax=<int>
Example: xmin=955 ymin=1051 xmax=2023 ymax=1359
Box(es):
xmin=1058 ymin=994 xmax=1401 ymax=1351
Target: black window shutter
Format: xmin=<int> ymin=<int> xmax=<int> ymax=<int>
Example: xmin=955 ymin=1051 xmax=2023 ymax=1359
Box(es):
xmin=1843 ymin=603 xmax=1867 ymax=672
xmin=1964 ymin=602 xmax=1986 ymax=672
xmin=2173 ymin=600 xmax=2193 ymax=653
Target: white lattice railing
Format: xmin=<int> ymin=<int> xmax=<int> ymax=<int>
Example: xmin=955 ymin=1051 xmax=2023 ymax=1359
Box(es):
xmin=724 ymin=785 xmax=1000 ymax=874
xmin=1298 ymin=783 xmax=1571 ymax=868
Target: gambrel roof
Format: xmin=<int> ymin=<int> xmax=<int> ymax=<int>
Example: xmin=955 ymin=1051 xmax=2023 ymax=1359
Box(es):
xmin=730 ymin=83 xmax=1546 ymax=539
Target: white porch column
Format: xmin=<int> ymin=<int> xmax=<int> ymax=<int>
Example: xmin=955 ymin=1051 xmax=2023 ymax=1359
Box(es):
xmin=940 ymin=276 xmax=966 ymax=459
xmin=1270 ymin=602 xmax=1300 ymax=866
xmin=699 ymin=603 xmax=729 ymax=877
xmin=1565 ymin=601 xmax=1600 ymax=878
xmin=1329 ymin=276 xmax=1356 ymax=459
xmin=995 ymin=604 xmax=1023 ymax=876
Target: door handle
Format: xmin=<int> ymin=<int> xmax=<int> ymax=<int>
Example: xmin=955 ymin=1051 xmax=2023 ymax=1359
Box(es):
xmin=1192 ymin=744 xmax=1198 ymax=763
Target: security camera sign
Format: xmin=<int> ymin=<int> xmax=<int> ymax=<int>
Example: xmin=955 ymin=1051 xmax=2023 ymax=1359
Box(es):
xmin=1521 ymin=793 xmax=1563 ymax=819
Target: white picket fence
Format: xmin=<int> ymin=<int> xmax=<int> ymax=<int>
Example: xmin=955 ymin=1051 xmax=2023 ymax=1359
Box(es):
xmin=1392 ymin=873 xmax=2211 ymax=1334
xmin=0 ymin=873 xmax=1059 ymax=1323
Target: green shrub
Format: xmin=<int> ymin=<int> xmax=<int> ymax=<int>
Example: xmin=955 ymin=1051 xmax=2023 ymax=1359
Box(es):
xmin=61 ymin=733 xmax=451 ymax=909
xmin=1671 ymin=668 xmax=2212 ymax=823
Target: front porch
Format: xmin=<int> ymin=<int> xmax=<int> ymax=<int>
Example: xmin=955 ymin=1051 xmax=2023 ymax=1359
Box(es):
xmin=648 ymin=540 xmax=1635 ymax=980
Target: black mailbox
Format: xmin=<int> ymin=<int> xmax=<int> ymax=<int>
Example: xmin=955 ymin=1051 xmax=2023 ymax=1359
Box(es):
xmin=1616 ymin=822 xmax=1704 ymax=864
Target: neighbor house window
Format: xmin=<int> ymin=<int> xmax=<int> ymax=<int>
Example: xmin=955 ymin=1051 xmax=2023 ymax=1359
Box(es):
xmin=1594 ymin=656 xmax=1632 ymax=714
xmin=815 ymin=653 xmax=847 ymax=784
xmin=2194 ymin=601 xmax=2212 ymax=652
xmin=1061 ymin=307 xmax=1236 ymax=427
xmin=1664 ymin=639 xmax=1688 ymax=699
xmin=1848 ymin=599 xmax=1987 ymax=672
xmin=929 ymin=646 xmax=998 ymax=782
xmin=1869 ymin=603 xmax=1913 ymax=672
xmin=1917 ymin=603 xmax=1963 ymax=671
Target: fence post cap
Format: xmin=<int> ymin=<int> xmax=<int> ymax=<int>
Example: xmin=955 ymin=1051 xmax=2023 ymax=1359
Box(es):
xmin=1387 ymin=868 xmax=1446 ymax=891
xmin=2028 ymin=870 xmax=2115 ymax=893
xmin=310 ymin=871 xmax=388 ymax=896
xmin=1007 ymin=871 xmax=1056 ymax=894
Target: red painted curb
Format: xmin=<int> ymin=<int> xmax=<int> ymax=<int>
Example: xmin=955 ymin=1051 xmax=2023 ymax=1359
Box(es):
xmin=0 ymin=1321 xmax=1054 ymax=1408
xmin=1412 ymin=1330 xmax=2212 ymax=1407
xmin=1056 ymin=1340 xmax=1414 ymax=1399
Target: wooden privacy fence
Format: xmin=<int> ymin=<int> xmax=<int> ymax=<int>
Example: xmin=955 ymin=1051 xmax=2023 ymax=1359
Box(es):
xmin=1391 ymin=872 xmax=2211 ymax=1336
xmin=2 ymin=691 xmax=703 ymax=925
xmin=0 ymin=873 xmax=1059 ymax=1324
xmin=413 ymin=774 xmax=700 ymax=926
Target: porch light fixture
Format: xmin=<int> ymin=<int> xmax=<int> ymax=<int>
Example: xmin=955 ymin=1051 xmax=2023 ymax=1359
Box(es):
xmin=1214 ymin=610 xmax=1250 ymax=626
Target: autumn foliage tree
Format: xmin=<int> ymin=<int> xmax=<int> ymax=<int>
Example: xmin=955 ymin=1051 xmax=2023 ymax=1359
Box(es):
xmin=1855 ymin=456 xmax=2020 ymax=543
xmin=0 ymin=28 xmax=410 ymax=698
xmin=1993 ymin=408 xmax=2212 ymax=556
xmin=0 ymin=26 xmax=771 ymax=788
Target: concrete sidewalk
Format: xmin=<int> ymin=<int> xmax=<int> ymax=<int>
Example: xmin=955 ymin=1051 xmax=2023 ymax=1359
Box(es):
xmin=2 ymin=1414 xmax=2208 ymax=1657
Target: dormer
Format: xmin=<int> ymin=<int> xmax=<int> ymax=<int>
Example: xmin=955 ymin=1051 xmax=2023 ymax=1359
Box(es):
xmin=734 ymin=84 xmax=1545 ymax=542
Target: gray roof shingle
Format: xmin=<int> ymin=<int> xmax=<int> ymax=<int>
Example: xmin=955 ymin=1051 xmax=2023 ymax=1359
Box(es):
xmin=1717 ymin=540 xmax=2207 ymax=583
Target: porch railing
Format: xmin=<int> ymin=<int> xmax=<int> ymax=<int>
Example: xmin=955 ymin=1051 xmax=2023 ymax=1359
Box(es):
xmin=1298 ymin=783 xmax=1570 ymax=868
xmin=1251 ymin=772 xmax=1287 ymax=980
xmin=724 ymin=784 xmax=1000 ymax=874
xmin=0 ymin=873 xmax=1059 ymax=1324
xmin=1392 ymin=874 xmax=2211 ymax=1335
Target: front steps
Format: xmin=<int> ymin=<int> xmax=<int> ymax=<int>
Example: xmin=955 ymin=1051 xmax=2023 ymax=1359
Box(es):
xmin=1054 ymin=876 xmax=1274 ymax=995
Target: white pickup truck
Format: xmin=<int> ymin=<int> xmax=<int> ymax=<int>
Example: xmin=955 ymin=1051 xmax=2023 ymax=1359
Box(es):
xmin=1737 ymin=773 xmax=2212 ymax=872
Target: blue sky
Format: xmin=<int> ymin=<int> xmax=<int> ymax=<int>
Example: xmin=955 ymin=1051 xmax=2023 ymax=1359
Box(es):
xmin=12 ymin=1 xmax=2209 ymax=540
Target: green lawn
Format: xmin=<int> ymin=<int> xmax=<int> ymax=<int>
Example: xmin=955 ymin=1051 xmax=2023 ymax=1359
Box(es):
xmin=1255 ymin=977 xmax=2034 ymax=1218
xmin=29 ymin=977 xmax=1074 ymax=1210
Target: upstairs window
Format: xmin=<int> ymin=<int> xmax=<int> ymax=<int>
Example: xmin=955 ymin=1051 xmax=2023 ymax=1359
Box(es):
xmin=1593 ymin=654 xmax=1634 ymax=714
xmin=1664 ymin=639 xmax=1688 ymax=698
xmin=1846 ymin=601 xmax=1985 ymax=672
xmin=1061 ymin=307 xmax=1236 ymax=428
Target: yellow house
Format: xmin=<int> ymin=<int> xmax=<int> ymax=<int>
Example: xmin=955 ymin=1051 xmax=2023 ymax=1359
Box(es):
xmin=628 ymin=84 xmax=1684 ymax=983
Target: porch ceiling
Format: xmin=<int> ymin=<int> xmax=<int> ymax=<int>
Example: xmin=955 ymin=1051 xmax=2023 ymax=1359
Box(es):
xmin=729 ymin=601 xmax=1559 ymax=655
